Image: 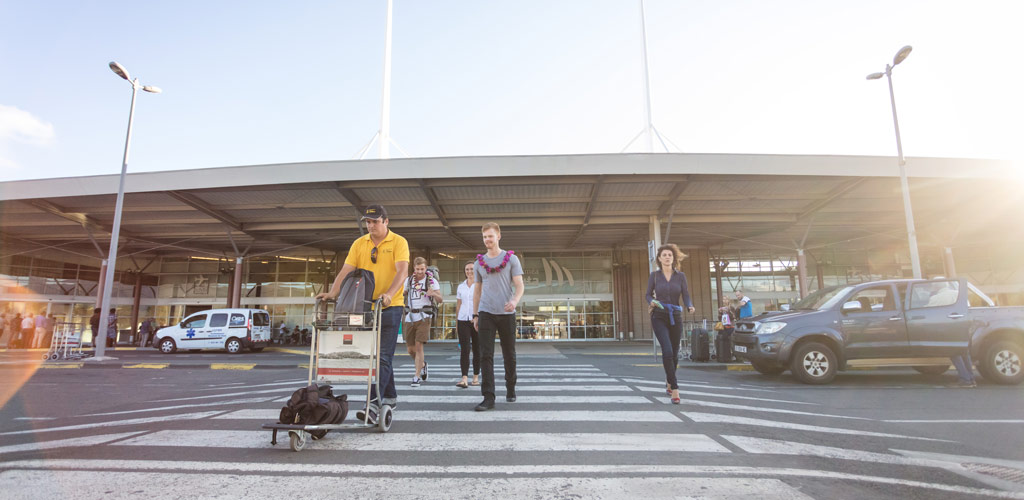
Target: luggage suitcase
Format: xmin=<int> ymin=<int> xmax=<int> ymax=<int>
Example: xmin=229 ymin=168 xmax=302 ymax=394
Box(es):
xmin=716 ymin=331 xmax=733 ymax=363
xmin=690 ymin=328 xmax=710 ymax=362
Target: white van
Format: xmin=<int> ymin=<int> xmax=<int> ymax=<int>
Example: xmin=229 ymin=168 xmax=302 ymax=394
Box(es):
xmin=155 ymin=308 xmax=272 ymax=354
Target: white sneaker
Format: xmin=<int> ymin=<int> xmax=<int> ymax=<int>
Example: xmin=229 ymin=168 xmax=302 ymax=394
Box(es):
xmin=411 ymin=377 xmax=421 ymax=387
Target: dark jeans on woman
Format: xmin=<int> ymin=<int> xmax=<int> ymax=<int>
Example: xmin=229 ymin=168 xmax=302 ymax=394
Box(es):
xmin=651 ymin=311 xmax=683 ymax=390
xmin=457 ymin=320 xmax=480 ymax=377
xmin=478 ymin=311 xmax=517 ymax=402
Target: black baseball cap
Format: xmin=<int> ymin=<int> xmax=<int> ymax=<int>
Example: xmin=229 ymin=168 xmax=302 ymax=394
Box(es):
xmin=360 ymin=204 xmax=388 ymax=220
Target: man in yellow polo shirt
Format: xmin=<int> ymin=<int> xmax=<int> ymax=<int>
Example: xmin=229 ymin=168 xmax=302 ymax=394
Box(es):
xmin=317 ymin=204 xmax=409 ymax=418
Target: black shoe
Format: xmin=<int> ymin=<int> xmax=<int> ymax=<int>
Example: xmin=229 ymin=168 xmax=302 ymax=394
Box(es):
xmin=505 ymin=393 xmax=517 ymax=403
xmin=474 ymin=400 xmax=495 ymax=411
xmin=421 ymin=361 xmax=428 ymax=381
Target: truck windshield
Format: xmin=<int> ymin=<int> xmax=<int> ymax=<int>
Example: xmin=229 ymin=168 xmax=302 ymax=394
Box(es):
xmin=791 ymin=285 xmax=855 ymax=311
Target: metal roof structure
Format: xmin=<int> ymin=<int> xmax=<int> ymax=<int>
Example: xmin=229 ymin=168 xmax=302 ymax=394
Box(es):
xmin=1 ymin=153 xmax=1020 ymax=262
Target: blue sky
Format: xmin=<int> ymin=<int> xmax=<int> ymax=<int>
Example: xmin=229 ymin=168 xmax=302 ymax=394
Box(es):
xmin=0 ymin=0 xmax=1021 ymax=182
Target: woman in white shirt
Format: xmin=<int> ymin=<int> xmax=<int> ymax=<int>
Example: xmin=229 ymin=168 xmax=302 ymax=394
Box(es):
xmin=455 ymin=261 xmax=480 ymax=388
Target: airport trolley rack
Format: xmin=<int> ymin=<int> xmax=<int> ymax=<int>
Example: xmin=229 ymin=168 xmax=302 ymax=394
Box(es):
xmin=262 ymin=298 xmax=393 ymax=452
xmin=43 ymin=321 xmax=89 ymax=361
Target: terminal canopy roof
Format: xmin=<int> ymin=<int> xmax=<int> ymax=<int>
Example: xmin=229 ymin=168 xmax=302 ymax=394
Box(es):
xmin=0 ymin=153 xmax=1019 ymax=261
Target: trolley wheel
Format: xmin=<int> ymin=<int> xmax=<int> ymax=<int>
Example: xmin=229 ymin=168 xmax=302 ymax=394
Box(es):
xmin=378 ymin=405 xmax=394 ymax=433
xmin=50 ymin=354 xmax=60 ymax=360
xmin=288 ymin=431 xmax=306 ymax=452
xmin=42 ymin=353 xmax=50 ymax=361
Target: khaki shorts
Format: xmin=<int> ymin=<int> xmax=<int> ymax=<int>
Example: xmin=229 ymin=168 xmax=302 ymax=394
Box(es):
xmin=403 ymin=318 xmax=431 ymax=344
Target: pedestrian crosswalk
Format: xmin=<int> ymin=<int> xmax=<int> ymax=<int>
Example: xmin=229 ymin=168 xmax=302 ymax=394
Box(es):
xmin=2 ymin=360 xmax=1020 ymax=499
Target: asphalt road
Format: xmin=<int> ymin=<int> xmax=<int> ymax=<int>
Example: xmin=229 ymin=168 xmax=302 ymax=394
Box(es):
xmin=1 ymin=343 xmax=1023 ymax=499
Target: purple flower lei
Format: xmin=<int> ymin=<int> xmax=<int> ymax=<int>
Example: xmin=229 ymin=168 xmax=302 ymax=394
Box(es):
xmin=477 ymin=250 xmax=514 ymax=274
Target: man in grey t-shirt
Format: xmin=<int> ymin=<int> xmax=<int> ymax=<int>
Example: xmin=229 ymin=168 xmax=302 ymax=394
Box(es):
xmin=472 ymin=222 xmax=525 ymax=411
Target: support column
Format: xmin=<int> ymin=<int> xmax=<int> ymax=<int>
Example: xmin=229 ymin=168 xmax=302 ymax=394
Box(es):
xmin=796 ymin=249 xmax=809 ymax=299
xmin=943 ymin=247 xmax=957 ymax=278
xmin=816 ymin=262 xmax=825 ymax=290
xmin=95 ymin=260 xmax=108 ymax=308
xmin=648 ymin=215 xmax=661 ymax=272
xmin=226 ymin=266 xmax=235 ymax=308
xmin=231 ymin=257 xmax=244 ymax=308
xmin=131 ymin=273 xmax=142 ymax=341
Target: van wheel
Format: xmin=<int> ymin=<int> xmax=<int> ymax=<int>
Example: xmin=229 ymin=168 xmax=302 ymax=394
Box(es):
xmin=250 ymin=347 xmax=264 ymax=353
xmin=979 ymin=340 xmax=1023 ymax=385
xmin=790 ymin=342 xmax=837 ymax=384
xmin=159 ymin=338 xmax=177 ymax=354
xmin=225 ymin=338 xmax=242 ymax=354
xmin=913 ymin=365 xmax=949 ymax=376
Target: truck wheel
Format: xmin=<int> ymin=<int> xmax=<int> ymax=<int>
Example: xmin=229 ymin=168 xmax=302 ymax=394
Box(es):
xmin=750 ymin=360 xmax=785 ymax=376
xmin=790 ymin=342 xmax=837 ymax=384
xmin=979 ymin=340 xmax=1023 ymax=385
xmin=159 ymin=338 xmax=177 ymax=354
xmin=912 ymin=365 xmax=949 ymax=376
xmin=225 ymin=338 xmax=242 ymax=354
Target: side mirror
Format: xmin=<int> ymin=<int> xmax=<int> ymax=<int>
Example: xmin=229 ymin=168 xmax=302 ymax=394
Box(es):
xmin=841 ymin=301 xmax=862 ymax=314
xmin=780 ymin=304 xmax=791 ymax=312
xmin=179 ymin=322 xmax=185 ymax=328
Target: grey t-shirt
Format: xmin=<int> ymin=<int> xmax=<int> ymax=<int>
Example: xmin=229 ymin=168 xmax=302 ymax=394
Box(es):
xmin=473 ymin=251 xmax=523 ymax=315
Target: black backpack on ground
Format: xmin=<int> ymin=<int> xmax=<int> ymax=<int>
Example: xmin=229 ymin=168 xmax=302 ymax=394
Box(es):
xmin=278 ymin=383 xmax=348 ymax=440
xmin=690 ymin=328 xmax=710 ymax=362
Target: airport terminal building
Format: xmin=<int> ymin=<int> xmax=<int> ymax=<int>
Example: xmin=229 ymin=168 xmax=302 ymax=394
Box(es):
xmin=1 ymin=153 xmax=1021 ymax=343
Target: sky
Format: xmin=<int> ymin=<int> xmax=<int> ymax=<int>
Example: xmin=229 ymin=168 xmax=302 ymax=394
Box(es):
xmin=0 ymin=0 xmax=1021 ymax=182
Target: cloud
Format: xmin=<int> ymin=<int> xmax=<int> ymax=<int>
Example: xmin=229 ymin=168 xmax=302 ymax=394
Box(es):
xmin=0 ymin=104 xmax=55 ymax=146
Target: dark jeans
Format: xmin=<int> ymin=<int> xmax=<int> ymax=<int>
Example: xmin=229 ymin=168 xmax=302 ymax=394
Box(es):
xmin=370 ymin=306 xmax=403 ymax=404
xmin=951 ymin=349 xmax=976 ymax=383
xmin=651 ymin=312 xmax=683 ymax=389
xmin=457 ymin=320 xmax=480 ymax=377
xmin=478 ymin=311 xmax=517 ymax=402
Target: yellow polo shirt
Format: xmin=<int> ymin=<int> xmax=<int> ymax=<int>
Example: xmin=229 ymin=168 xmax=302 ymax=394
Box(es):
xmin=344 ymin=230 xmax=410 ymax=308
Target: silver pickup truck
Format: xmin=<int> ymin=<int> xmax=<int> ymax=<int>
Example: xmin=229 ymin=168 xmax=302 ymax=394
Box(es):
xmin=732 ymin=278 xmax=1024 ymax=385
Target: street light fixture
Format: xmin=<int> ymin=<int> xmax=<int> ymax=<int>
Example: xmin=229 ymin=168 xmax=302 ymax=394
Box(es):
xmin=94 ymin=61 xmax=160 ymax=360
xmin=866 ymin=45 xmax=921 ymax=279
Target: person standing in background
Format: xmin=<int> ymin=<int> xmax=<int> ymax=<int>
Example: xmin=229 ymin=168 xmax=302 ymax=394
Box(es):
xmin=735 ymin=289 xmax=753 ymax=319
xmin=455 ymin=261 xmax=480 ymax=388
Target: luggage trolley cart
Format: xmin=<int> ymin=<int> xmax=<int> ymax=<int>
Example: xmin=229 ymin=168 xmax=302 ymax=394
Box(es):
xmin=44 ymin=321 xmax=88 ymax=361
xmin=262 ymin=298 xmax=393 ymax=452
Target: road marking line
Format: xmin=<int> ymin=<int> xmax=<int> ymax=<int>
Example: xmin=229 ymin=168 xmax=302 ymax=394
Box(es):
xmin=217 ymin=408 xmax=676 ymax=421
xmin=123 ymin=363 xmax=169 ymax=369
xmin=685 ymin=413 xmax=948 ymax=442
xmin=264 ymin=347 xmax=308 ymax=355
xmin=269 ymin=384 xmax=636 ymax=401
xmin=4 ymin=461 xmax=1019 ymax=499
xmin=621 ymin=378 xmax=777 ymax=393
xmin=0 ymin=411 xmax=223 ymax=436
xmin=633 ymin=387 xmax=815 ymax=405
xmin=116 ymin=430 xmax=730 ymax=452
xmin=723 ymin=435 xmax=940 ymax=466
xmin=0 ymin=471 xmax=813 ymax=498
xmin=581 ymin=352 xmax=650 ymax=356
xmin=0 ymin=432 xmax=145 ymax=455
xmin=885 ymin=419 xmax=1024 ymax=424
xmin=667 ymin=398 xmax=871 ymax=420
xmin=82 ymin=397 xmax=280 ymax=417
xmin=727 ymin=364 xmax=755 ymax=371
xmin=198 ymin=380 xmax=306 ymax=391
xmin=210 ymin=363 xmax=255 ymax=370
xmin=39 ymin=363 xmax=83 ymax=369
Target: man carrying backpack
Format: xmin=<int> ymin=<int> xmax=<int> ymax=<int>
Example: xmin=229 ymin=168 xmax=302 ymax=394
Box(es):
xmin=316 ymin=205 xmax=409 ymax=423
xmin=403 ymin=257 xmax=442 ymax=387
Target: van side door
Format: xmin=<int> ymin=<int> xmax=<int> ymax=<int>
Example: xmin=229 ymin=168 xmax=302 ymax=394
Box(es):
xmin=208 ymin=313 xmax=229 ymax=347
xmin=180 ymin=314 xmax=208 ymax=348
xmin=228 ymin=313 xmax=248 ymax=342
xmin=905 ymin=278 xmax=970 ymax=357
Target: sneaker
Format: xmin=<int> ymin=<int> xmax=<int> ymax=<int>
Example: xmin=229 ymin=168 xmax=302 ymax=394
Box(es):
xmin=951 ymin=380 xmax=977 ymax=388
xmin=411 ymin=377 xmax=421 ymax=387
xmin=381 ymin=397 xmax=398 ymax=409
xmin=474 ymin=400 xmax=495 ymax=412
xmin=355 ymin=403 xmax=379 ymax=424
xmin=421 ymin=362 xmax=428 ymax=381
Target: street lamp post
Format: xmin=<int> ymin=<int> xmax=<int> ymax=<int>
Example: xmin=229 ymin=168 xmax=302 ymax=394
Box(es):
xmin=867 ymin=45 xmax=921 ymax=279
xmin=94 ymin=62 xmax=160 ymax=360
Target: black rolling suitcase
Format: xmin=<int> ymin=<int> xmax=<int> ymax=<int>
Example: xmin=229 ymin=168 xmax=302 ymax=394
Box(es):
xmin=716 ymin=331 xmax=733 ymax=363
xmin=690 ymin=327 xmax=710 ymax=362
